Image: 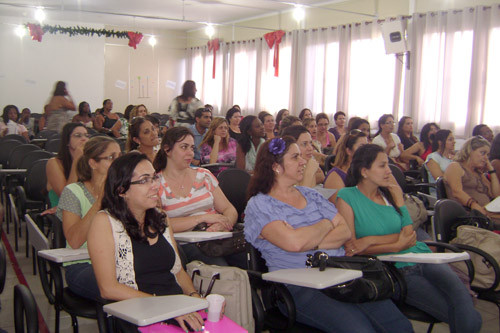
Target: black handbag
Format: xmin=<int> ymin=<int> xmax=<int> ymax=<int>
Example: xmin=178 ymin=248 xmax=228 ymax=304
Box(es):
xmin=194 ymin=223 xmax=247 ymax=257
xmin=306 ymin=251 xmax=403 ymax=303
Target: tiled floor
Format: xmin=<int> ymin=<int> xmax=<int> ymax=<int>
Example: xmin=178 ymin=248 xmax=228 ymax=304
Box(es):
xmin=0 ymin=221 xmax=498 ymax=333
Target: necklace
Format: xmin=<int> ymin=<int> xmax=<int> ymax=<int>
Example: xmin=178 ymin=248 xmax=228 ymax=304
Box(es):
xmin=164 ymin=169 xmax=189 ymax=189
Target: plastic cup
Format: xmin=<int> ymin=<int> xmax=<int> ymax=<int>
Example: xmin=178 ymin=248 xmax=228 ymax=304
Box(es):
xmin=206 ymin=294 xmax=225 ymax=322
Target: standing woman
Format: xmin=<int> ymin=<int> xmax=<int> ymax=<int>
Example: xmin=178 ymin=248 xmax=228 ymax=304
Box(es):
xmin=0 ymin=105 xmax=29 ymax=140
xmin=168 ymin=80 xmax=203 ymax=127
xmin=337 ymin=144 xmax=482 ymax=333
xmin=324 ymin=130 xmax=368 ymax=203
xmin=236 ymin=115 xmax=266 ymax=173
xmin=329 ymin=111 xmax=347 ymax=141
xmin=126 ymin=117 xmax=159 ymax=162
xmin=94 ymin=99 xmax=122 ymax=138
xmin=56 ymin=136 xmax=120 ymax=301
xmin=315 ymin=113 xmax=336 ymax=154
xmin=258 ymin=111 xmax=276 ymax=139
xmin=72 ymin=102 xmax=93 ymax=128
xmin=425 ymin=129 xmax=455 ymax=184
xmin=226 ymin=107 xmax=243 ymax=141
xmin=199 ymin=117 xmax=237 ymax=174
xmin=45 ymin=81 xmax=76 ymax=133
xmin=46 ymin=123 xmax=90 ymax=207
xmin=153 ymin=127 xmax=238 ymax=266
xmin=88 ymin=152 xmax=204 ymax=332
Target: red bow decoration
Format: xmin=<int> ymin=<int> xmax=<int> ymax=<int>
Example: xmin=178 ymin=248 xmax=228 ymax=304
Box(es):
xmin=264 ymin=30 xmax=285 ymax=77
xmin=127 ymin=31 xmax=143 ymax=49
xmin=207 ymin=38 xmax=220 ymax=79
xmin=28 ymin=23 xmax=44 ymax=42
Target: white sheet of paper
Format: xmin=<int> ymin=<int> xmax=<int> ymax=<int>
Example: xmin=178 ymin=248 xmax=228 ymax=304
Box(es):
xmin=173 ymin=231 xmax=233 ymax=243
xmin=485 ymin=196 xmax=500 ymax=213
xmin=262 ymin=267 xmax=362 ymax=289
xmin=378 ymin=252 xmax=469 ymax=264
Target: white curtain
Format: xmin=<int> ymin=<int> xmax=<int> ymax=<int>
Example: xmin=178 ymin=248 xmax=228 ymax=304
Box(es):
xmin=186 ymin=5 xmax=500 ymax=135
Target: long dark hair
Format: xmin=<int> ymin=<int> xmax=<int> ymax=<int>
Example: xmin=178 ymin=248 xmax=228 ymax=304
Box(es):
xmin=238 ymin=115 xmax=257 ymax=154
xmin=491 ymin=133 xmax=500 ymax=161
xmin=2 ymin=105 xmax=19 ymax=123
xmin=281 ymin=125 xmax=309 ymax=140
xmin=126 ymin=117 xmax=148 ymax=151
xmin=420 ymin=123 xmax=440 ymax=151
xmin=226 ymin=107 xmax=240 ymax=123
xmin=53 ymin=81 xmax=66 ymax=96
xmin=431 ymin=129 xmax=452 ymax=153
xmin=58 ymin=123 xmax=87 ymax=180
xmin=374 ymin=114 xmax=393 ymax=137
xmin=180 ymin=80 xmax=196 ymax=100
xmin=247 ymin=136 xmax=296 ymax=198
xmin=349 ymin=118 xmax=371 ymax=140
xmin=274 ymin=109 xmax=288 ymax=131
xmin=397 ymin=116 xmax=417 ymax=142
xmin=78 ymin=102 xmax=90 ymax=117
xmin=153 ymin=126 xmax=194 ymax=172
xmin=102 ymin=152 xmax=166 ymax=242
xmin=346 ymin=144 xmax=402 ymax=215
xmin=298 ymin=108 xmax=312 ymax=121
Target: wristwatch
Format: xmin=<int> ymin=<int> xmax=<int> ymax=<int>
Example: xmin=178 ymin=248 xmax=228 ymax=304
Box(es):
xmin=487 ymin=170 xmax=496 ymax=175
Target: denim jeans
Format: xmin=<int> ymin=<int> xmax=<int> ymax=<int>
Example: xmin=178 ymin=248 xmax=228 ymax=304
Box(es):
xmin=64 ymin=263 xmax=103 ymax=302
xmin=400 ymin=263 xmax=482 ymax=333
xmin=283 ymin=285 xmax=414 ymax=333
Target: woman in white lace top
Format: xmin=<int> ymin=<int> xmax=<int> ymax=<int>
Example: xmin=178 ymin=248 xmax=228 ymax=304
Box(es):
xmin=88 ymin=152 xmax=204 ymax=332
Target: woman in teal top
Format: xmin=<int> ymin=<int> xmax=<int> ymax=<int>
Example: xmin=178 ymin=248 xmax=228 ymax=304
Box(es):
xmin=46 ymin=123 xmax=90 ymax=208
xmin=56 ymin=136 xmax=121 ymax=301
xmin=337 ymin=144 xmax=481 ymax=333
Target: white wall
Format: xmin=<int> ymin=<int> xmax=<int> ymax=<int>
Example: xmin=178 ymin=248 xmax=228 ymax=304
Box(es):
xmin=0 ymin=17 xmax=105 ymax=114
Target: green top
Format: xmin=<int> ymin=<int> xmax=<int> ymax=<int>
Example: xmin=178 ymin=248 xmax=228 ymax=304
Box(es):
xmin=337 ymin=186 xmax=431 ymax=268
xmin=48 ymin=189 xmax=59 ymax=207
xmin=56 ymin=182 xmax=95 ymax=266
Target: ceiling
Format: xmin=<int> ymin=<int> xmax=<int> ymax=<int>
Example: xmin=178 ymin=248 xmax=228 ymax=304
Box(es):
xmin=0 ymin=0 xmax=351 ymax=32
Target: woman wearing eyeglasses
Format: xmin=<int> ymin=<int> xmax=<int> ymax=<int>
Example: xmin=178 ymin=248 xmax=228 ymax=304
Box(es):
xmin=153 ymin=127 xmax=239 ymax=266
xmin=56 ymin=136 xmax=121 ymax=301
xmin=315 ymin=113 xmax=337 ymax=155
xmin=88 ymin=152 xmax=204 ymax=332
xmin=46 ymin=123 xmax=90 ymax=208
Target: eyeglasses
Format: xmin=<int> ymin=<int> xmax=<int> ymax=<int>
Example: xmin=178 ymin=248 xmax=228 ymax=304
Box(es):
xmin=95 ymin=152 xmax=123 ymax=162
xmin=130 ymin=174 xmax=161 ymax=185
xmin=72 ymin=133 xmax=91 ymax=138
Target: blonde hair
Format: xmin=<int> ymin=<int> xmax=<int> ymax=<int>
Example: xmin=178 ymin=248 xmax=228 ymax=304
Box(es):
xmin=200 ymin=117 xmax=229 ymax=150
xmin=454 ymin=136 xmax=490 ymax=163
xmin=129 ymin=104 xmax=148 ymax=122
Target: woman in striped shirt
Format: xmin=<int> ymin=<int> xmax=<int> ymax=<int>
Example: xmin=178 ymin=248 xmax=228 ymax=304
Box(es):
xmin=153 ymin=127 xmax=239 ymax=266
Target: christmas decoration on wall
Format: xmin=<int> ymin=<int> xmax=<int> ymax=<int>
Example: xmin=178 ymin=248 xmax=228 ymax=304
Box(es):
xmin=264 ymin=30 xmax=285 ymax=77
xmin=25 ymin=23 xmax=143 ymax=48
xmin=207 ymin=38 xmax=220 ymax=79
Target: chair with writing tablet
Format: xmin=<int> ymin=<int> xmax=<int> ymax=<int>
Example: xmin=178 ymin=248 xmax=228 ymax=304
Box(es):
xmin=27 ymin=214 xmax=108 ymax=333
xmin=14 ymin=284 xmax=39 ymax=333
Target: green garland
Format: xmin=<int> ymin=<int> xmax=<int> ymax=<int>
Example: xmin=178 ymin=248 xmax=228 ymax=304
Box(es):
xmin=24 ymin=23 xmax=140 ymax=39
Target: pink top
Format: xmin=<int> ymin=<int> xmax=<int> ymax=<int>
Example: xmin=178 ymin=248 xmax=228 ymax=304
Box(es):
xmin=0 ymin=121 xmax=28 ymax=136
xmin=159 ymin=167 xmax=218 ymax=219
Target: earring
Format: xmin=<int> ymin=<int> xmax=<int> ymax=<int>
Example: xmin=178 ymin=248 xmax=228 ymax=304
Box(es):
xmin=274 ymin=169 xmax=279 ymax=174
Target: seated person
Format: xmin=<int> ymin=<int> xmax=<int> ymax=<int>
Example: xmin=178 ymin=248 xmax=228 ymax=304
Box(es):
xmin=372 ymin=114 xmax=409 ymax=170
xmin=472 ymin=124 xmax=494 ymax=143
xmin=397 ymin=116 xmax=424 ymax=169
xmin=72 ymin=102 xmax=93 ymax=128
xmin=425 ymin=129 xmax=455 ymax=185
xmin=328 ymin=111 xmax=346 ymax=141
xmin=199 ymin=117 xmax=237 ymax=176
xmin=444 ymin=136 xmax=500 ymax=224
xmin=298 ymin=108 xmax=313 ymax=122
xmin=336 ymin=144 xmax=482 ymax=333
xmin=0 ymin=105 xmax=29 ymax=140
xmin=19 ymin=108 xmax=35 ymax=138
xmin=56 ymin=136 xmax=120 ymax=301
xmin=236 ymin=115 xmax=265 ymax=173
xmin=88 ymin=152 xmax=204 ymax=332
xmin=315 ymin=113 xmax=337 ymax=154
xmin=419 ymin=123 xmax=440 ymax=160
xmin=153 ymin=127 xmax=242 ymax=267
xmin=244 ymin=137 xmax=414 ymax=333
xmin=491 ymin=133 xmax=500 ymax=178
xmin=226 ymin=107 xmax=242 ymax=142
xmin=126 ymin=117 xmax=159 ymax=162
xmin=278 ymin=115 xmax=301 ymax=136
xmin=273 ymin=108 xmax=289 ymax=135
xmin=93 ymin=99 xmax=121 ymax=138
xmin=258 ymin=111 xmax=276 ymax=139
xmin=282 ymin=125 xmax=324 ymax=186
xmin=46 ymin=123 xmax=89 ymax=208
xmin=302 ymin=118 xmax=326 ymax=165
xmin=128 ymin=104 xmax=148 ymax=122
xmin=324 ymin=129 xmax=368 ymax=202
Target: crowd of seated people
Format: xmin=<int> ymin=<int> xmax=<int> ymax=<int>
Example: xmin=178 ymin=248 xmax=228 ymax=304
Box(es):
xmin=6 ymin=78 xmax=500 ymax=332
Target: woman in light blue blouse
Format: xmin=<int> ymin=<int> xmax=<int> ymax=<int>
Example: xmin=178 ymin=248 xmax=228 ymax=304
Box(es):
xmin=244 ymin=136 xmax=413 ymax=333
